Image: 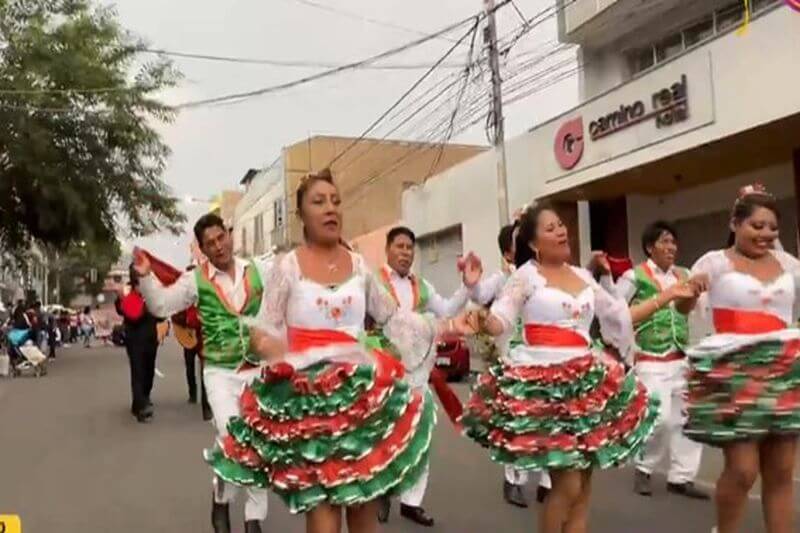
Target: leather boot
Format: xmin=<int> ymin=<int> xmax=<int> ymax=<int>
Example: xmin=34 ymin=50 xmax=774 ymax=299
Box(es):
xmin=211 ymin=501 xmax=231 ymax=533
xmin=634 ymin=470 xmax=652 ymax=496
xmin=377 ymin=495 xmax=391 ymax=523
xmin=400 ymin=504 xmax=434 ymax=527
xmin=244 ymin=520 xmax=262 ymax=533
xmin=503 ymin=481 xmax=528 ymax=508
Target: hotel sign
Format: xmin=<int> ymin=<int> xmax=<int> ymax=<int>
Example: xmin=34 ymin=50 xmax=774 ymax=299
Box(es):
xmin=588 ymin=75 xmax=689 ymax=140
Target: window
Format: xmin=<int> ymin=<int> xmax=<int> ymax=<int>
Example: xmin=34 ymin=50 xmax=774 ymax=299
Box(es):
xmin=715 ymin=2 xmax=745 ymax=33
xmin=683 ymin=16 xmax=714 ymax=47
xmin=254 ymin=214 xmax=264 ymax=255
xmin=629 ymin=46 xmax=655 ymax=75
xmin=655 ymin=33 xmax=683 ymax=62
xmin=273 ymin=198 xmax=285 ymax=228
xmin=752 ymin=0 xmax=779 ymax=13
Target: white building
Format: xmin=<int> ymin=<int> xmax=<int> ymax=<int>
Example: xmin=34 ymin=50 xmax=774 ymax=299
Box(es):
xmin=233 ymin=160 xmax=287 ymax=258
xmin=404 ymin=0 xmax=799 ymax=279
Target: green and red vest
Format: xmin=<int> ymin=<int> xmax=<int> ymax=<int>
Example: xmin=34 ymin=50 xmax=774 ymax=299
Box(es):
xmin=631 ymin=262 xmax=689 ymax=355
xmin=367 ymin=266 xmax=431 ymax=358
xmin=195 ymin=261 xmax=264 ymax=369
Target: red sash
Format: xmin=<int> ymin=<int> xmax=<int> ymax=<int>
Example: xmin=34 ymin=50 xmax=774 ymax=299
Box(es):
xmin=287 ymin=327 xmax=405 ymax=384
xmin=713 ymin=308 xmax=786 ymax=334
xmin=524 ymin=324 xmax=589 ymax=347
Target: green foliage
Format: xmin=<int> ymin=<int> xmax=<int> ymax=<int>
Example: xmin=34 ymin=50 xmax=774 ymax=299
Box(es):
xmin=49 ymin=238 xmax=121 ymax=304
xmin=0 ymin=0 xmax=186 ymax=256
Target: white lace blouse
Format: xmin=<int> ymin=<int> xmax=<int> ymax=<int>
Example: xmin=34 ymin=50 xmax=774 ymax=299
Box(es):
xmin=490 ymin=261 xmax=633 ymax=365
xmin=691 ymin=250 xmax=800 ymax=327
xmin=255 ymin=250 xmax=437 ymax=371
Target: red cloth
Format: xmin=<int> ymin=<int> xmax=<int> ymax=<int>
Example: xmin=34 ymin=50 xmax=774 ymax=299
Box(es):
xmin=713 ymin=308 xmax=786 ymax=334
xmin=524 ymin=324 xmax=589 ymax=347
xmin=119 ymin=291 xmax=146 ymax=322
xmin=608 ymin=256 xmax=633 ymax=281
xmin=429 ymin=368 xmax=464 ymax=429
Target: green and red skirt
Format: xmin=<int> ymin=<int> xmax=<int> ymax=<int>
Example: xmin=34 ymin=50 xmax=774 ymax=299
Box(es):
xmin=684 ymin=333 xmax=800 ymax=445
xmin=460 ymin=351 xmax=659 ymax=470
xmin=205 ymin=331 xmax=435 ymax=514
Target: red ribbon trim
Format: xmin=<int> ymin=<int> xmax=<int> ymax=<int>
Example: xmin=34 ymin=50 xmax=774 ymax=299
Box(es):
xmin=712 ymin=308 xmax=786 ymax=334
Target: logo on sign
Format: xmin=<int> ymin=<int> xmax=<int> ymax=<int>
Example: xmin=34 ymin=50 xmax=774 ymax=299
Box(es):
xmin=554 ymin=117 xmax=584 ymax=170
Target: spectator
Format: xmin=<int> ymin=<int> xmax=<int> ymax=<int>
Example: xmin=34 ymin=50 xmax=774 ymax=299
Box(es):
xmin=80 ymin=306 xmax=94 ymax=347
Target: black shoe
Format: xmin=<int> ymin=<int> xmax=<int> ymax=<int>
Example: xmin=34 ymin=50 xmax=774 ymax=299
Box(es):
xmin=377 ymin=495 xmax=391 ymax=523
xmin=503 ymin=481 xmax=528 ymax=508
xmin=634 ymin=470 xmax=652 ymax=496
xmin=135 ymin=412 xmax=152 ymax=423
xmin=536 ymin=484 xmax=550 ymax=504
xmin=211 ymin=502 xmax=231 ymax=533
xmin=202 ymin=404 xmax=213 ymax=422
xmin=188 ymin=394 xmax=198 ymax=404
xmin=667 ymin=481 xmax=710 ymax=500
xmin=400 ymin=504 xmax=434 ymax=527
xmin=244 ymin=520 xmax=262 ymax=533
xmin=140 ymin=403 xmax=154 ymax=418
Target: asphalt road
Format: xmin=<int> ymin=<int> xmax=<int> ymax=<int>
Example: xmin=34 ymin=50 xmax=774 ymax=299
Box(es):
xmin=1 ymin=341 xmax=798 ymax=533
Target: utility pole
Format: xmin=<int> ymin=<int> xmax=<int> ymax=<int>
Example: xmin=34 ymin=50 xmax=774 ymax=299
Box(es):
xmin=484 ymin=0 xmax=510 ymax=226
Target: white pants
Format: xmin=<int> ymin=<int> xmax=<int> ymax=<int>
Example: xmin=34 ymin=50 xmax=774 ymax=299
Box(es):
xmin=204 ymin=366 xmax=269 ymax=521
xmin=634 ymin=359 xmax=703 ymax=484
xmin=504 ymin=467 xmax=551 ymax=489
xmin=399 ymin=381 xmax=430 ymax=507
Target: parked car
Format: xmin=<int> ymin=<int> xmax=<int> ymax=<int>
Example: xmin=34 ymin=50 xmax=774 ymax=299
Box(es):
xmin=434 ymin=332 xmax=470 ymax=382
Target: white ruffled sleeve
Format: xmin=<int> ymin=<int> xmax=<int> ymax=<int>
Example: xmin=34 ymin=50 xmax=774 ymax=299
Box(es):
xmin=489 ymin=264 xmax=535 ymax=335
xmin=249 ymin=253 xmax=291 ymax=338
xmin=363 ymin=256 xmax=437 ymax=372
xmin=774 ymin=250 xmax=800 ymax=322
xmin=688 ymin=250 xmax=728 ymax=337
xmin=575 ymin=267 xmax=635 ymax=363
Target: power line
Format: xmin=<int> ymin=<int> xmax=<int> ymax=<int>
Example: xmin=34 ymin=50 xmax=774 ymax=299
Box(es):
xmin=326 ymin=18 xmax=480 ymax=170
xmin=283 ymin=0 xmax=465 ymax=45
xmin=173 ymin=14 xmax=482 ymax=110
xmin=139 ymin=47 xmax=465 ymax=70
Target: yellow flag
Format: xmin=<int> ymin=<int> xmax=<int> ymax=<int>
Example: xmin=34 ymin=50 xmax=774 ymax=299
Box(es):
xmin=736 ymin=0 xmax=750 ymax=36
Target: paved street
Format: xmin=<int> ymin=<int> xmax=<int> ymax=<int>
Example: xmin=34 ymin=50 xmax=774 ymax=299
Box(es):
xmin=2 ymin=341 xmax=799 ymax=533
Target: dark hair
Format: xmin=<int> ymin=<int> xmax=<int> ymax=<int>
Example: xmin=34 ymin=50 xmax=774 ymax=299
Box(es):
xmin=83 ymin=306 xmax=91 ymax=314
xmin=296 ymin=168 xmax=335 ymax=218
xmin=514 ymin=201 xmax=558 ymax=268
xmin=728 ymin=193 xmax=779 ymax=246
xmin=193 ymin=213 xmax=226 ymax=246
xmin=129 ymin=263 xmax=140 ymax=287
xmin=641 ymin=220 xmax=678 ymax=258
xmin=497 ymin=223 xmax=516 ymax=255
xmin=386 ymin=226 xmax=416 ymax=247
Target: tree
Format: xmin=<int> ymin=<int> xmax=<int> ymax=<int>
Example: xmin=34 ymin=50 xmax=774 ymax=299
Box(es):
xmin=48 ymin=238 xmax=121 ymax=305
xmin=0 ymin=0 xmax=185 ymax=257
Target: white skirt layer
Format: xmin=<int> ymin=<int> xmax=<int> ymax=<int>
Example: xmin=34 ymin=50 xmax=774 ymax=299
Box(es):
xmin=686 ymin=328 xmax=800 ymax=360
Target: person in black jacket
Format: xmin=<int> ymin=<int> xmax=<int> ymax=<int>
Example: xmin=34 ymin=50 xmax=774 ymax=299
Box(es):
xmin=116 ymin=265 xmax=160 ymax=423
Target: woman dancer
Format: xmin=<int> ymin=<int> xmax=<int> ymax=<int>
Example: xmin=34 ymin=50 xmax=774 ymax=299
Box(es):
xmin=206 ymin=169 xmax=472 ymax=533
xmin=461 ymin=202 xmax=662 ymax=533
xmin=685 ymin=185 xmax=800 ymax=533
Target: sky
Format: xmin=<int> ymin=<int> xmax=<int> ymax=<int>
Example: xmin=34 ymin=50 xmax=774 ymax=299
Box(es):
xmin=109 ymin=0 xmax=578 ymax=266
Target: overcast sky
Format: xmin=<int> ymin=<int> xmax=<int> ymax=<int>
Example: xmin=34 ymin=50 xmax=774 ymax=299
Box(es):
xmin=110 ymin=0 xmax=578 ymax=266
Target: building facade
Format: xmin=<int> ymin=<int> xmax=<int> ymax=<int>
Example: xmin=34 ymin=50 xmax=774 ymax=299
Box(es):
xmin=233 ymin=136 xmax=486 ymax=268
xmin=404 ymin=1 xmax=799 ymax=280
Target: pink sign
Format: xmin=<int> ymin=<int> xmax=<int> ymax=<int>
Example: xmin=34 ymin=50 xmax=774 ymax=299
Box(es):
xmin=786 ymin=0 xmax=800 ymax=11
xmin=553 ymin=117 xmax=585 ymax=170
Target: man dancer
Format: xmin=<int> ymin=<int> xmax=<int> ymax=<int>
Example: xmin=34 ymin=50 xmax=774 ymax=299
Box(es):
xmin=376 ymin=226 xmax=476 ymax=527
xmin=470 ymin=223 xmax=552 ymax=508
xmin=136 ymin=214 xmax=270 ymax=533
xmin=610 ymin=221 xmax=708 ymax=499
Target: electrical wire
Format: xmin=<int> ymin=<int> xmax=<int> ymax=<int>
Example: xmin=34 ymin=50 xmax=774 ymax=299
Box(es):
xmin=173 ymin=14 xmax=482 ymax=110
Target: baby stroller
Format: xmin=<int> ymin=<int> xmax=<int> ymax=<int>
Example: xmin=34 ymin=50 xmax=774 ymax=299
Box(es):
xmin=6 ymin=328 xmax=48 ymax=378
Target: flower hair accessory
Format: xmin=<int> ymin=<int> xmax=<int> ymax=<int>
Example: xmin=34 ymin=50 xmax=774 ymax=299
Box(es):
xmin=737 ymin=183 xmax=771 ymax=200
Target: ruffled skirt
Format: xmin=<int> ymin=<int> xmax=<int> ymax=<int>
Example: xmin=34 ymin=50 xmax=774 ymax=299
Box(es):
xmin=460 ymin=351 xmax=658 ymax=470
xmin=205 ymin=353 xmax=435 ymax=513
xmin=685 ymin=331 xmax=800 ymax=445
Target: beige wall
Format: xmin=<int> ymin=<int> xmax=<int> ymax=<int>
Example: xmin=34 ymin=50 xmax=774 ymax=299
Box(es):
xmin=349 ymin=223 xmax=396 ymax=271
xmin=284 ymin=137 xmax=486 ymax=245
